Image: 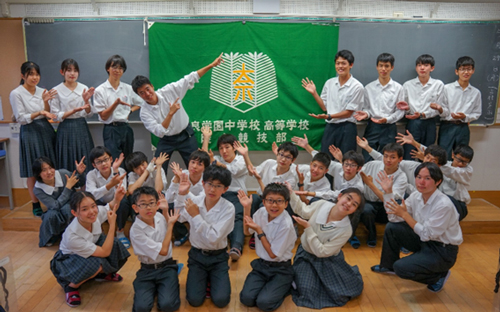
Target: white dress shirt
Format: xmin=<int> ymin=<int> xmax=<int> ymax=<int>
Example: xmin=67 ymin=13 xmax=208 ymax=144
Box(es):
xmin=165 ymin=169 xmax=204 ymax=203
xmin=128 ymin=168 xmax=168 ymax=192
xmin=361 ymin=160 xmax=407 ymax=202
xmin=130 ymin=212 xmax=173 ymax=264
xmin=60 ymin=204 xmax=110 ymax=258
xmin=383 ymin=189 xmax=463 ymax=245
xmin=50 ymin=82 xmax=94 ymax=121
xmin=296 ymin=164 xmax=332 ymax=200
xmin=94 ymin=80 xmax=142 ymax=123
xmin=140 ymin=71 xmax=199 ymax=138
xmin=363 ymin=78 xmax=405 ymax=124
xmin=369 ymin=149 xmax=419 ymax=195
xmin=255 ymin=159 xmax=298 ymax=195
xmin=174 ymin=193 xmax=235 ymax=250
xmin=440 ymin=81 xmax=482 ymax=123
xmin=250 ymin=207 xmax=296 ymax=262
xmin=10 ymin=85 xmax=46 ymax=125
xmin=289 ymin=192 xmax=352 ymax=257
xmin=86 ymin=167 xmax=127 ymax=203
xmin=320 ymin=76 xmax=364 ymax=124
xmin=440 ymin=161 xmax=472 ymax=204
xmin=214 ymin=154 xmax=248 ymax=193
xmin=403 ymin=77 xmax=444 ymax=119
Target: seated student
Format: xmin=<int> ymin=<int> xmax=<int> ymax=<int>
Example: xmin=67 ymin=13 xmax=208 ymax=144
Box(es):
xmin=130 ymin=187 xmax=181 ymax=312
xmin=295 ymin=152 xmax=333 ymax=204
xmin=354 ymin=53 xmax=405 ymax=162
xmin=396 ymin=131 xmax=472 ymax=221
xmin=288 ymin=186 xmax=365 ymax=308
xmin=33 ymin=156 xmax=86 ymax=247
xmin=237 ymin=183 xmax=296 ymax=312
xmin=86 ymin=146 xmax=131 ymax=248
xmin=132 ymin=54 xmax=223 ymax=174
xmin=372 ymin=162 xmax=462 ymax=293
xmin=356 ymin=138 xmax=407 ymax=247
xmin=430 ymin=56 xmax=481 ymax=159
xmin=302 ymin=50 xmax=364 ymax=155
xmin=201 ymin=127 xmax=247 ymax=261
xmin=125 ymin=151 xmax=169 ymax=195
xmin=401 ymin=54 xmax=444 ymax=160
xmin=174 ymin=165 xmax=235 ymax=308
xmin=50 ymin=186 xmax=130 ymax=308
xmin=165 ymin=150 xmax=210 ymax=246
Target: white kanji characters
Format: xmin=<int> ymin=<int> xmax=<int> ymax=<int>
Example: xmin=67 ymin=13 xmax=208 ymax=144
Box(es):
xmin=213 ymin=120 xmax=224 ymax=132
xmin=257 ymin=132 xmax=268 ymax=144
xmin=286 ymin=119 xmax=297 ymax=131
xmin=276 ymin=132 xmax=287 ymax=143
xmin=249 ymin=119 xmax=260 ymax=131
xmin=298 ymin=119 xmax=310 ymax=131
xmin=191 ymin=121 xmax=200 ymax=131
xmin=238 ymin=132 xmax=249 ymax=144
xmin=275 ymin=120 xmax=285 ymax=131
xmin=264 ymin=120 xmax=274 ymax=131
xmin=225 ymin=120 xmax=236 ymax=131
xmin=237 ymin=119 xmax=248 ymax=131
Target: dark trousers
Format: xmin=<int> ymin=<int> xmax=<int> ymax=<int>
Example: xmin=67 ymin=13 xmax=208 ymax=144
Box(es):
xmin=116 ymin=196 xmax=134 ymax=231
xmin=404 ymin=118 xmax=437 ymax=160
xmin=186 ymin=248 xmax=231 ymax=308
xmin=132 ymin=261 xmax=180 ymax=312
xmin=447 ymin=195 xmax=468 ymax=221
xmin=360 ymin=201 xmax=388 ymax=242
xmin=240 ymin=259 xmax=293 ymax=312
xmin=348 ymin=206 xmax=363 ymax=239
xmin=438 ymin=122 xmax=470 ymax=160
xmin=380 ymin=222 xmax=459 ymax=285
xmin=223 ymin=191 xmax=244 ymax=251
xmin=321 ymin=122 xmax=357 ymax=157
xmin=156 ymin=124 xmax=198 ymax=175
xmin=167 ymin=203 xmax=188 ymax=240
xmin=103 ymin=123 xmax=134 ymax=167
xmin=362 ymin=121 xmax=397 ymax=162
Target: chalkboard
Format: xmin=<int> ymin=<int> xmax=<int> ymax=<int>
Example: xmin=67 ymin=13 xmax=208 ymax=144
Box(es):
xmin=337 ymin=19 xmax=500 ymax=125
xmin=24 ymin=18 xmax=500 ymax=124
xmin=24 ymin=20 xmax=149 ymax=121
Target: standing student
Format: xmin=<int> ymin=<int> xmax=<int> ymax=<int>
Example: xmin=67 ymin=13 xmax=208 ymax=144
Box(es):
xmin=372 ymin=162 xmax=462 ymax=293
xmin=50 ymin=187 xmax=130 ymax=308
xmin=50 ymin=59 xmax=95 ymax=173
xmin=33 ymin=156 xmax=86 ymax=247
xmin=354 ymin=53 xmax=404 ymax=162
xmin=302 ymin=50 xmax=364 ymax=155
xmin=94 ymin=55 xmax=143 ymax=163
xmin=10 ymin=61 xmax=58 ymax=217
xmin=288 ymin=187 xmax=365 ymax=308
xmin=430 ymin=56 xmax=482 ymax=159
xmin=131 ymin=53 xmax=223 ymax=174
xmin=402 ymin=54 xmax=444 ymax=160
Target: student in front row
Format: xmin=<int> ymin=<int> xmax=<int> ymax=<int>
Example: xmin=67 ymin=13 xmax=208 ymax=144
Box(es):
xmin=174 ymin=165 xmax=234 ymax=308
xmin=50 ymin=186 xmax=130 ymax=308
xmin=237 ymin=183 xmax=296 ymax=312
xmin=288 ymin=186 xmax=365 ymax=308
xmin=372 ymin=162 xmax=462 ymax=293
xmin=430 ymin=56 xmax=482 ymax=159
xmin=354 ymin=53 xmax=404 ymax=162
xmin=130 ymin=187 xmax=181 ymax=312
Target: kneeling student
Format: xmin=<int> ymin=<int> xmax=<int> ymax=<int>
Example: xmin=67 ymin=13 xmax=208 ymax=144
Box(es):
xmin=238 ymin=183 xmax=296 ymax=312
xmin=130 ymin=186 xmax=181 ymax=312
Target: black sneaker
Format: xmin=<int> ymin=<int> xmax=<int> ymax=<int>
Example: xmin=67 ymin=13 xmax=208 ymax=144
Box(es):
xmin=371 ymin=265 xmax=396 ymax=275
xmin=427 ymin=271 xmax=451 ymax=293
xmin=174 ymin=233 xmax=189 ymax=247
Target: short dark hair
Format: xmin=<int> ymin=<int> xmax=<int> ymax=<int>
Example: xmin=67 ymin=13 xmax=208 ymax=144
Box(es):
xmin=89 ymin=146 xmax=112 ymax=164
xmin=20 ymin=61 xmax=41 ymax=85
xmin=382 ymin=143 xmax=404 ymax=159
xmin=343 ymin=151 xmax=365 ymax=167
xmin=340 ymin=187 xmax=365 ymax=212
xmin=70 ymin=191 xmax=97 ymax=212
xmin=125 ymin=151 xmax=148 ymax=172
xmin=105 ymin=55 xmax=127 ymax=74
xmin=203 ymin=165 xmax=232 ymax=187
xmin=416 ymin=54 xmax=435 ymax=67
xmin=312 ymin=152 xmax=331 ymax=168
xmin=189 ymin=150 xmax=211 ymax=169
xmin=262 ymin=183 xmax=290 ymax=202
xmin=277 ymin=142 xmax=298 ymax=160
xmin=131 ymin=75 xmax=152 ymax=94
xmin=376 ymin=53 xmax=395 ymax=66
xmin=61 ymin=58 xmax=80 ymax=74
xmin=415 ymin=162 xmax=443 ymax=186
xmin=335 ymin=50 xmax=355 ymax=65
xmin=217 ymin=134 xmax=237 ymax=150
xmin=131 ymin=186 xmax=159 ymax=205
xmin=454 ymin=145 xmax=474 ymax=162
xmin=424 ymin=144 xmax=447 ymax=166
xmin=456 ymin=56 xmax=475 ymax=70
xmin=32 ymin=156 xmax=55 ymax=183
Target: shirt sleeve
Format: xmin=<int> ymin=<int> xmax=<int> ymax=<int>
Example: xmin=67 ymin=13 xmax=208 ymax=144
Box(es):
xmin=140 ymin=106 xmax=169 ymax=138
xmin=465 ymin=91 xmax=482 ymax=123
xmin=10 ymin=90 xmax=32 ymax=125
xmin=93 ymin=87 xmax=107 ymax=113
xmin=65 ymin=233 xmax=98 ymax=258
xmin=413 ymin=199 xmax=455 ymax=242
xmin=97 ymin=204 xmax=111 ymax=224
xmin=270 ymin=222 xmax=297 ymax=259
xmin=369 ymin=149 xmax=384 ymax=161
xmin=130 ymin=226 xmax=163 ymax=261
xmin=392 ymin=173 xmax=408 ymax=200
xmin=303 ymin=224 xmax=351 ymax=257
xmin=85 ymin=171 xmax=109 ymax=201
xmin=49 ymin=94 xmax=65 ymax=121
xmin=383 ymin=192 xmax=405 ymax=223
xmin=157 ymin=72 xmax=200 ymax=100
xmin=385 ymin=86 xmax=405 ymax=124
xmin=289 ymin=191 xmax=323 ymax=220
xmin=344 ymin=84 xmax=365 ymax=112
xmin=189 ymin=200 xmax=235 ymax=246
xmin=441 ymin=164 xmax=472 ymax=186
xmin=221 ymin=155 xmax=248 ymax=177
xmin=33 ymin=186 xmax=72 ymax=211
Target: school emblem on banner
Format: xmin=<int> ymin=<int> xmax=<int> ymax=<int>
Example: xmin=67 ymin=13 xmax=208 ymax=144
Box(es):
xmin=210 ymin=52 xmax=278 ymax=113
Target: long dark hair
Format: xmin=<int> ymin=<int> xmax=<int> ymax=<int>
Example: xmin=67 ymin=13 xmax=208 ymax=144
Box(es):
xmin=20 ymin=61 xmax=40 ymax=85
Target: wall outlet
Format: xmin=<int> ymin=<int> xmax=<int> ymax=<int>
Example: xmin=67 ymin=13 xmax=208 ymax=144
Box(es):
xmin=393 ymin=11 xmax=404 ymax=18
xmin=10 ymin=123 xmax=20 ymax=134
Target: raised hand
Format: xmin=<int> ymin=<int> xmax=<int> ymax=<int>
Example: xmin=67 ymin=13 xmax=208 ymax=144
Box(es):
xmin=301 ymin=77 xmax=316 ymax=94
xmin=375 ymin=171 xmax=394 ymax=194
xmin=296 ymin=166 xmax=304 ymax=184
xmin=170 ymin=162 xmax=183 ymax=178
xmin=155 ymin=152 xmax=169 ymax=167
xmin=244 ymin=215 xmax=260 ymax=232
xmin=65 ymin=171 xmax=79 ymax=189
xmin=272 ymin=142 xmax=278 ymax=156
xmin=354 ymin=111 xmax=368 ymax=121
xmin=247 ymin=165 xmax=262 ymax=180
xmin=166 ymin=208 xmax=180 ymax=225
xmin=360 ymin=171 xmax=373 ymax=186
xmin=201 ymin=125 xmax=212 ymax=138
xmin=385 ymin=198 xmax=407 ymax=217
xmin=42 ymin=89 xmax=58 ymax=102
xmin=178 ymin=173 xmax=191 ymax=195
xmin=410 ymin=149 xmax=425 ymax=161
xmin=208 ymin=150 xmax=215 ymax=163
xmin=169 ymin=97 xmax=181 ymax=115
xmin=210 ymin=52 xmax=224 ymax=68
xmin=75 ymin=156 xmax=86 ymax=174
xmin=396 ymin=130 xmax=415 ymax=146
xmin=329 ymin=144 xmax=343 ymax=162
xmin=237 ymin=189 xmax=252 ymax=209
xmin=110 ymin=172 xmax=126 ymax=189
xmin=114 ymin=183 xmax=127 ymax=203
xmin=233 ymin=141 xmax=248 ymax=156
xmin=184 ymin=198 xmax=200 ymax=217
xmin=107 ymin=203 xmax=119 ymax=227
xmin=158 ymin=192 xmax=169 ymax=211
xmin=291 ymin=134 xmax=308 ymax=149
xmin=112 ymin=153 xmax=125 ymax=172
xmin=82 ymin=87 xmax=95 ymax=103
xmin=356 ymin=136 xmax=370 ymax=150
xmin=292 ymin=215 xmax=310 ymax=228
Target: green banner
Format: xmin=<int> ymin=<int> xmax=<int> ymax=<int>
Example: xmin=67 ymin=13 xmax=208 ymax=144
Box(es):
xmin=149 ymin=21 xmax=339 ymax=150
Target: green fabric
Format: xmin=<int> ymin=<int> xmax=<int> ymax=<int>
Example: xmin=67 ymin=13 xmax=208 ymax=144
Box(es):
xmin=149 ymin=21 xmax=339 ymax=151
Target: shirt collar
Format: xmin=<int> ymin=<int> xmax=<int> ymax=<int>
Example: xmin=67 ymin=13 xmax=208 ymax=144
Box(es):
xmin=315 ymin=201 xmax=351 ymax=227
xmin=453 ymin=80 xmax=470 ymax=91
xmin=34 ymin=171 xmax=64 ymax=195
xmin=135 ymin=212 xmax=161 ymax=230
xmin=58 ymin=83 xmax=85 ymax=97
xmin=104 ymin=79 xmax=123 ymax=91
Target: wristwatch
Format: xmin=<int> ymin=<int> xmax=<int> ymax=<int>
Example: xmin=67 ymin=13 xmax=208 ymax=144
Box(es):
xmin=257 ymin=232 xmax=266 ymax=240
xmin=297 ymin=183 xmax=304 ymax=187
xmin=211 ymin=160 xmax=217 ymax=166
